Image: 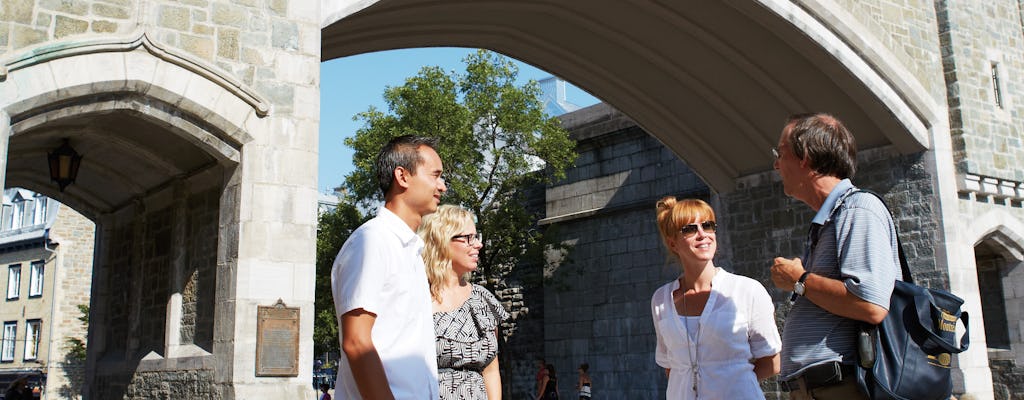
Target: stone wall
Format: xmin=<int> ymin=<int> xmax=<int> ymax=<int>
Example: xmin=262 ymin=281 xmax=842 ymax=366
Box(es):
xmin=990 ymin=359 xmax=1024 ymax=400
xmin=830 ymin=0 xmax=945 ymax=100
xmin=125 ymin=369 xmax=221 ymax=400
xmin=48 ymin=204 xmax=96 ymax=400
xmin=0 ymin=0 xmax=138 ymax=53
xmin=182 ymin=188 xmax=219 ymax=351
xmin=91 ymin=183 xmax=221 ymax=398
xmin=538 ymin=106 xmax=711 ymax=399
xmin=938 ymin=0 xmax=1024 ymax=180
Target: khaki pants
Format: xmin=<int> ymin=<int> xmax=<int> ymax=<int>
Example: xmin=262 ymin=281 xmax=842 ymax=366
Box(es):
xmin=786 ymin=373 xmax=868 ymax=400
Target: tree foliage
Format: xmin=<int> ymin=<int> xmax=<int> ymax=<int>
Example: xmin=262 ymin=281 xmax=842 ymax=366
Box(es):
xmin=341 ymin=49 xmax=577 ymax=287
xmin=313 ymin=203 xmax=367 ymax=357
xmin=64 ymin=304 xmax=89 ymax=361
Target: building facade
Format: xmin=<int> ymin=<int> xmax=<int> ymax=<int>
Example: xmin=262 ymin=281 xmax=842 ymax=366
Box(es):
xmin=0 ymin=189 xmax=94 ymax=399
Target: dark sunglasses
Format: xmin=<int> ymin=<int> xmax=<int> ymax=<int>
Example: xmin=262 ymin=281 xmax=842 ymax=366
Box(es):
xmin=679 ymin=221 xmax=716 ymax=237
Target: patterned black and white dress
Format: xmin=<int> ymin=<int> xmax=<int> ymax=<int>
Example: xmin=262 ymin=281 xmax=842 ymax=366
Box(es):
xmin=434 ymin=284 xmax=510 ymax=400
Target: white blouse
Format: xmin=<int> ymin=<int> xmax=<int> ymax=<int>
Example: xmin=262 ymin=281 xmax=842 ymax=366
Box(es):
xmin=651 ymin=269 xmax=781 ymax=400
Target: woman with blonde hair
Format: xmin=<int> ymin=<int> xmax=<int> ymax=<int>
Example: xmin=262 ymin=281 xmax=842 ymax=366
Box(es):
xmin=420 ymin=205 xmax=509 ymax=400
xmin=650 ymin=197 xmax=781 ymax=399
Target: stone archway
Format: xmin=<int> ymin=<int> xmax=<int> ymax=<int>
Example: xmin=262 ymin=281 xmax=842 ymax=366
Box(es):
xmin=319 ymin=1 xmax=993 ymax=398
xmin=968 ymin=211 xmax=1024 ymax=398
xmin=1 ymin=32 xmax=315 ymax=399
xmin=321 ymin=0 xmax=941 ymax=193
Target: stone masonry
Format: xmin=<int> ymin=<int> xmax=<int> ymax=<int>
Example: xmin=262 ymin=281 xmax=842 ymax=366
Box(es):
xmin=2 ymin=0 xmax=320 ymax=398
xmin=47 ymin=204 xmax=95 ymax=400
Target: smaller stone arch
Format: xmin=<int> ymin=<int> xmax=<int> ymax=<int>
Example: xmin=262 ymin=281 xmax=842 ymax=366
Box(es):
xmin=0 ymin=32 xmax=269 ymax=216
xmin=0 ymin=33 xmax=275 ymax=399
xmin=967 ymin=209 xmax=1024 ymax=264
xmin=964 ymin=209 xmax=1024 ymax=395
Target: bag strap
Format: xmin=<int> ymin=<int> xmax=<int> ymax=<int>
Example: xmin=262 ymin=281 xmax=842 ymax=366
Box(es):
xmin=854 ymin=189 xmax=914 ymax=285
xmin=913 ymin=292 xmax=971 ymax=353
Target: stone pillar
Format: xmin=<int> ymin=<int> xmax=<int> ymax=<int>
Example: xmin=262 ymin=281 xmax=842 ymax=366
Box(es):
xmin=165 ymin=181 xmax=187 ymax=358
xmin=221 ymin=1 xmax=321 ymax=396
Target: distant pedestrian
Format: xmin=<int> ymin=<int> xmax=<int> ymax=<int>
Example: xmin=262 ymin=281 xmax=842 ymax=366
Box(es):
xmin=319 ymin=383 xmax=332 ymax=400
xmin=576 ymin=363 xmax=591 ymax=399
xmin=4 ymin=375 xmax=32 ymax=400
xmin=535 ymin=359 xmax=549 ymax=397
xmin=537 ymin=363 xmax=559 ymax=400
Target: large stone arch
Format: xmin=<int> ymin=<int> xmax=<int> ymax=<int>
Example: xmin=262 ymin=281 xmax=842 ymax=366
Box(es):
xmin=321 ymin=0 xmax=943 ymax=193
xmin=319 ymin=1 xmax=1000 ymax=398
xmin=0 ymin=33 xmax=275 ymax=399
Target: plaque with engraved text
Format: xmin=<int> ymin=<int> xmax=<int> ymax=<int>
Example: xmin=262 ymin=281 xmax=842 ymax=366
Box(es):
xmin=255 ymin=300 xmax=300 ymax=377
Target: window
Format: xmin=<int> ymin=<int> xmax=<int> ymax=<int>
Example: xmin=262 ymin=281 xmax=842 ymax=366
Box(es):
xmin=28 ymin=262 xmax=43 ymax=298
xmin=6 ymin=265 xmax=20 ymax=300
xmin=1 ymin=204 xmax=10 ymax=230
xmin=23 ymin=320 xmax=40 ymax=361
xmin=992 ymin=62 xmax=1004 ymax=109
xmin=10 ymin=200 xmax=24 ymax=230
xmin=31 ymin=196 xmax=47 ymax=225
xmin=1 ymin=322 xmax=15 ymax=362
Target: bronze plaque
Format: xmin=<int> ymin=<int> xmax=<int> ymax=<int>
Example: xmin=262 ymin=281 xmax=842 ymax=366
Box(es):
xmin=255 ymin=300 xmax=300 ymax=377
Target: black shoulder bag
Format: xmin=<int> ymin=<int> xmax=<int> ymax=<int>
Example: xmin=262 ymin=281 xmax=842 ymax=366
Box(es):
xmin=854 ymin=190 xmax=970 ymax=400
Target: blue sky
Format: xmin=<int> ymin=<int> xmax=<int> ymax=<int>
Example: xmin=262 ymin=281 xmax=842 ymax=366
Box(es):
xmin=318 ymin=47 xmax=600 ymax=193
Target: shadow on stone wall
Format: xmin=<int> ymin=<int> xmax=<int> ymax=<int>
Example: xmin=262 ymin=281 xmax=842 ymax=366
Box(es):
xmin=58 ymin=357 xmax=85 ymax=399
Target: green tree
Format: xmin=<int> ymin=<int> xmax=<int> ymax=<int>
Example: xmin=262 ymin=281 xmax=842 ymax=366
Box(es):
xmin=64 ymin=304 xmax=89 ymax=361
xmin=342 ymin=49 xmax=576 ymax=290
xmin=313 ymin=203 xmax=367 ymax=358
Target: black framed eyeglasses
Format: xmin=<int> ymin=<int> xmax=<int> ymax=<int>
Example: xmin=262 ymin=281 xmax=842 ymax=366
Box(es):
xmin=679 ymin=221 xmax=716 ymax=237
xmin=451 ymin=233 xmax=482 ymax=245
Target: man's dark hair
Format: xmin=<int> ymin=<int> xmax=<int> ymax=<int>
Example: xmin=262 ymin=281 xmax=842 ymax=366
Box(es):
xmin=786 ymin=113 xmax=857 ymax=179
xmin=375 ymin=135 xmax=440 ymax=196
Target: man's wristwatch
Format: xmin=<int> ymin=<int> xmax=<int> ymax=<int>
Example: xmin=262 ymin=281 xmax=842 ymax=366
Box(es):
xmin=793 ymin=271 xmax=811 ymax=296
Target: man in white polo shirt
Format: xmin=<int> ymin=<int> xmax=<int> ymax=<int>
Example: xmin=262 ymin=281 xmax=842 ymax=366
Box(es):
xmin=332 ymin=135 xmax=447 ymax=399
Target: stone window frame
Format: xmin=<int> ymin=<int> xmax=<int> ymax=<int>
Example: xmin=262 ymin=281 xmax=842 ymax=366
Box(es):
xmin=986 ymin=49 xmax=1013 ymax=122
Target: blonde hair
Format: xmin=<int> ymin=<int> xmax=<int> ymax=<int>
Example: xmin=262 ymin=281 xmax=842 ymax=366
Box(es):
xmin=419 ymin=204 xmax=476 ymax=303
xmin=655 ymin=196 xmax=716 ymax=254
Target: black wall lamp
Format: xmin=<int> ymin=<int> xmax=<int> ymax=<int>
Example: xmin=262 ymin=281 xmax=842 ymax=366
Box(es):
xmin=47 ymin=139 xmax=82 ymax=192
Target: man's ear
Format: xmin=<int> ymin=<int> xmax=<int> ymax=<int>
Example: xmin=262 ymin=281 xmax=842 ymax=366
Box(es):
xmin=393 ymin=166 xmax=411 ymax=190
xmin=799 ymin=153 xmax=812 ymax=169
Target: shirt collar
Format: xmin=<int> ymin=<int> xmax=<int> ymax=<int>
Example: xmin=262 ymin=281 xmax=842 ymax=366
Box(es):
xmin=811 ymin=178 xmax=853 ymax=225
xmin=377 ymin=206 xmax=423 ymax=248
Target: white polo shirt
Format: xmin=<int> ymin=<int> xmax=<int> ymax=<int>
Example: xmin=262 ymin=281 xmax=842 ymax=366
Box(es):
xmin=332 ymin=207 xmax=439 ymax=399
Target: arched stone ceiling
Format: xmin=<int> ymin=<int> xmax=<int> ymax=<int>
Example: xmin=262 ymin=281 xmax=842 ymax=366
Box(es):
xmin=321 ymin=0 xmax=937 ymax=193
xmin=6 ymin=107 xmax=222 ymax=218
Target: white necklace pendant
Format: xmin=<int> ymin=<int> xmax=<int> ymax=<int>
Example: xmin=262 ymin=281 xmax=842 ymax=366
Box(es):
xmin=692 ymin=367 xmax=699 ymax=396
